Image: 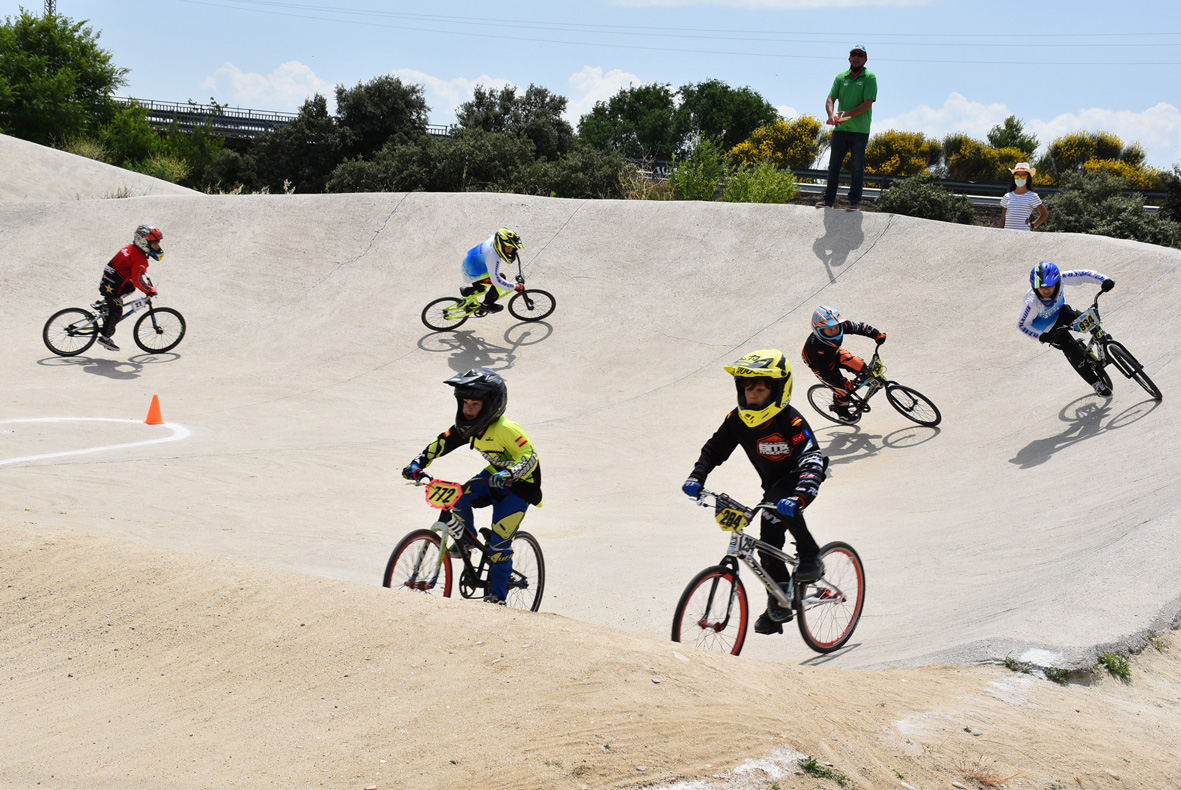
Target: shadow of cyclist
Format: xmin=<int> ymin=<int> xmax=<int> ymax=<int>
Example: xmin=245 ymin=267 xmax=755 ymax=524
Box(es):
xmin=814 ymin=423 xmax=939 ymax=471
xmin=36 ymin=352 xmax=181 ymax=381
xmin=1009 ymin=395 xmax=1159 ymax=469
xmin=417 ymin=321 xmax=555 ymax=373
xmin=812 ymin=208 xmax=865 ymax=283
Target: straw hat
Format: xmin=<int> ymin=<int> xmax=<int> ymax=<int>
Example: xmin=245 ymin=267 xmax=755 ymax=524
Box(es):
xmin=1010 ymin=162 xmax=1036 ymax=177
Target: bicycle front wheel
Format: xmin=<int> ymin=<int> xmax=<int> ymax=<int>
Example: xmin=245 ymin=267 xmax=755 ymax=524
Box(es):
xmin=43 ymin=308 xmax=99 ymax=356
xmin=806 ymin=384 xmax=861 ymax=425
xmin=421 ymin=297 xmax=470 ymax=332
xmin=383 ymin=528 xmax=452 ymax=596
xmin=671 ymin=565 xmax=748 ymax=656
xmin=505 ymin=530 xmax=545 ymax=612
xmin=508 ymin=289 xmax=556 ymax=322
xmin=885 ymin=383 xmax=941 ymax=426
xmin=796 ymin=541 xmax=865 ymax=654
xmin=1106 ymin=341 xmax=1162 ymax=401
xmin=134 ymin=307 xmax=186 ymax=352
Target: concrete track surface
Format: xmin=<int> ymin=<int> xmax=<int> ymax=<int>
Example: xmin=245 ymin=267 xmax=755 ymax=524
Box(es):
xmin=3 ymin=154 xmax=1179 ymax=670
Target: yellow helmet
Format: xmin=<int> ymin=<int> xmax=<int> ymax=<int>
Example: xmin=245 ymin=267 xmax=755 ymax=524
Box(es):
xmin=723 ymin=349 xmax=792 ymax=427
xmin=493 ymin=228 xmax=522 ymax=264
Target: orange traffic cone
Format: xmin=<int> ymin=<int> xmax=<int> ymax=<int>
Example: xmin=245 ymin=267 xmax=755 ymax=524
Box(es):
xmin=144 ymin=394 xmax=164 ymax=425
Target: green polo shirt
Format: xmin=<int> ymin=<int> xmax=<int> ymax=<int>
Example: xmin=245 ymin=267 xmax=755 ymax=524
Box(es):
xmin=828 ymin=68 xmax=877 ymax=135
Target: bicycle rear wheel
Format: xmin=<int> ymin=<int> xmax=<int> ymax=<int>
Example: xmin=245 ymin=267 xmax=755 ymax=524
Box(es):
xmin=422 ymin=297 xmax=470 ymax=331
xmin=134 ymin=307 xmax=186 ymax=352
xmin=885 ymin=383 xmax=941 ymax=426
xmin=796 ymin=541 xmax=865 ymax=654
xmin=43 ymin=308 xmax=99 ymax=356
xmin=505 ymin=530 xmax=545 ymax=612
xmin=508 ymin=289 xmax=556 ymax=322
xmin=671 ymin=564 xmax=749 ymax=656
xmin=1106 ymin=341 xmax=1162 ymax=401
xmin=806 ymin=384 xmax=861 ymax=425
xmin=383 ymin=528 xmax=452 ymax=596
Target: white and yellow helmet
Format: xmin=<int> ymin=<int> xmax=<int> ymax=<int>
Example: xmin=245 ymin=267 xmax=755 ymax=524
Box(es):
xmin=723 ymin=349 xmax=792 ymax=427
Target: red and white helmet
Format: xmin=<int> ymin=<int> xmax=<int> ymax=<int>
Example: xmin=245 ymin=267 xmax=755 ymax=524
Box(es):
xmin=133 ymin=224 xmax=164 ymax=261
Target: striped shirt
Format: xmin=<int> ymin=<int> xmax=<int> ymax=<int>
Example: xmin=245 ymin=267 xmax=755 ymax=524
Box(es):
xmin=1000 ymin=191 xmax=1043 ymax=231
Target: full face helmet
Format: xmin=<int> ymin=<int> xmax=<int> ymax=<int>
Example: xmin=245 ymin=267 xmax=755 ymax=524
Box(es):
xmin=1030 ymin=261 xmax=1061 ymax=304
xmin=445 ymin=368 xmax=508 ymax=440
xmin=133 ymin=225 xmax=164 ymax=261
xmin=493 ymin=228 xmax=522 ymax=264
xmin=722 ymin=349 xmax=793 ymax=427
xmin=811 ymin=305 xmax=844 ymax=346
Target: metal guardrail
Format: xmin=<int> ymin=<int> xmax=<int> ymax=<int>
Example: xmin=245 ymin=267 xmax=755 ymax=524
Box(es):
xmin=114 ymin=97 xmax=455 ymax=139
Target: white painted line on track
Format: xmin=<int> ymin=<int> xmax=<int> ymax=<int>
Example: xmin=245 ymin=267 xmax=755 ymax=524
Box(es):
xmin=0 ymin=417 xmax=190 ymax=467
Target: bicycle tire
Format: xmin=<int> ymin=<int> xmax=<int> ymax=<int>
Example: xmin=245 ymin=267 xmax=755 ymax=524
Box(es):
xmin=795 ymin=541 xmax=865 ymax=654
xmin=671 ymin=564 xmax=749 ymax=656
xmin=43 ymin=307 xmax=100 ymax=356
xmin=421 ymin=297 xmax=470 ymax=332
xmin=884 ymin=383 xmax=941 ymax=427
xmin=508 ymin=289 xmax=556 ymax=322
xmin=504 ymin=530 xmax=545 ymax=612
xmin=1105 ymin=341 xmax=1162 ymax=401
xmin=134 ymin=307 xmax=186 ymax=353
xmin=382 ymin=528 xmax=452 ymax=596
xmin=806 ymin=384 xmax=861 ymax=425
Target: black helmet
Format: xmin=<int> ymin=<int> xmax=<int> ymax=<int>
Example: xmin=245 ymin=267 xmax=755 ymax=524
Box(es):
xmin=445 ymin=368 xmax=508 ymax=439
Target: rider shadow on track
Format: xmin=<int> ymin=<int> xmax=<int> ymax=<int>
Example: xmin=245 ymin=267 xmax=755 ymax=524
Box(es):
xmin=816 ymin=423 xmax=940 ymax=471
xmin=812 ymin=208 xmax=865 ymax=283
xmin=417 ymin=322 xmax=555 ymax=374
xmin=1009 ymin=395 xmax=1160 ymax=469
xmin=35 ymin=353 xmax=180 ymax=381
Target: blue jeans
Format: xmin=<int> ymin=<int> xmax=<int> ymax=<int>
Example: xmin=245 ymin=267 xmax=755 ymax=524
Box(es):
xmin=824 ymin=130 xmax=870 ymax=206
xmin=451 ymin=471 xmax=529 ymax=599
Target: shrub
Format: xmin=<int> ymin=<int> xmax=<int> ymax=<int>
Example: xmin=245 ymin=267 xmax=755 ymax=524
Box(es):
xmin=57 ymin=135 xmax=108 ymax=162
xmin=722 ymin=161 xmax=797 ymax=203
xmin=942 ymin=134 xmax=1028 ymax=183
xmin=865 ymin=129 xmax=941 ymax=177
xmin=1038 ymin=130 xmax=1149 ymax=185
xmin=876 ymin=171 xmax=974 ymax=223
xmin=521 ymin=144 xmax=627 ymax=199
xmin=1042 ymin=170 xmax=1181 ymax=248
xmin=729 ymin=115 xmax=825 ymax=170
xmin=667 ymin=135 xmax=730 ymax=201
xmin=1160 ymin=165 xmax=1181 ymax=224
xmin=130 ymin=152 xmax=190 ymax=183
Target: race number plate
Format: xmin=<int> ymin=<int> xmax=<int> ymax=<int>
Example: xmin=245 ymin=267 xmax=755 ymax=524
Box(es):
xmin=1073 ymin=310 xmax=1098 ymax=333
xmin=871 ymin=359 xmax=885 ymax=377
xmin=424 ymin=480 xmax=463 ymax=509
xmin=715 ymin=506 xmax=750 ymax=532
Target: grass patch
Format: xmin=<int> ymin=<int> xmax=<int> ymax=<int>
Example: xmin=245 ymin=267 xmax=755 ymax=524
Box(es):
xmin=1043 ymin=667 xmax=1071 ymax=684
xmin=955 ymin=754 xmax=1021 ymax=788
xmin=1097 ymin=651 xmax=1131 ymax=679
xmin=1002 ymin=654 xmax=1033 ymax=674
xmin=798 ymin=755 xmax=855 ymax=788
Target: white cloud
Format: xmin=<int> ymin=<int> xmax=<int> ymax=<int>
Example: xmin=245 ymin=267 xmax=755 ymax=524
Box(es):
xmin=878 ymin=93 xmax=1181 ymax=170
xmin=201 ymin=61 xmax=333 ymax=113
xmin=391 ymin=69 xmax=517 ymax=126
xmin=566 ymin=66 xmax=645 ymax=123
xmin=776 ymin=104 xmax=802 ymax=120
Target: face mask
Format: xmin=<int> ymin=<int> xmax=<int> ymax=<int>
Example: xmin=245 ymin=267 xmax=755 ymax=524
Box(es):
xmin=1014 ymin=177 xmax=1027 ymax=187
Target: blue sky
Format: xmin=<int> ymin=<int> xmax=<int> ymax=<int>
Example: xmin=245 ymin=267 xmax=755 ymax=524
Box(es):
xmin=12 ymin=0 xmax=1181 ymax=168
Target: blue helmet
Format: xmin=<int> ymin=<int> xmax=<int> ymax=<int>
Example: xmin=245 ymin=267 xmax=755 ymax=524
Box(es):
xmin=812 ymin=305 xmax=844 ymax=346
xmin=1030 ymin=261 xmax=1061 ymax=304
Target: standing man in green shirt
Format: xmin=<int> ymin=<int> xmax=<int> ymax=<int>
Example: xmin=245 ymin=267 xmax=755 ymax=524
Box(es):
xmin=819 ymin=45 xmax=877 ymax=211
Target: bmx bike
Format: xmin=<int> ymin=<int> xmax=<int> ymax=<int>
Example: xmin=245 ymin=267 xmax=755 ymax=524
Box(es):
xmin=671 ymin=488 xmax=865 ymax=656
xmin=1066 ymin=290 xmax=1161 ymax=400
xmin=382 ymin=474 xmax=546 ymax=612
xmin=43 ymin=290 xmax=186 ymax=356
xmin=807 ymin=347 xmax=941 ymax=427
xmin=421 ymin=260 xmax=556 ymax=332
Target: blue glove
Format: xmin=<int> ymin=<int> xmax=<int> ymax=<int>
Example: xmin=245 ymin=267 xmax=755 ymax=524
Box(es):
xmin=682 ymin=478 xmax=702 ymax=498
xmin=776 ymin=497 xmax=801 ymax=517
xmin=489 ymin=470 xmax=511 ymax=488
xmin=402 ymin=463 xmax=423 ymax=482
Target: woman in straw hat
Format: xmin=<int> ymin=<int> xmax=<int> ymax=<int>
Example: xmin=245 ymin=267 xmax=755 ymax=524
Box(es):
xmin=999 ymin=162 xmax=1049 ymax=231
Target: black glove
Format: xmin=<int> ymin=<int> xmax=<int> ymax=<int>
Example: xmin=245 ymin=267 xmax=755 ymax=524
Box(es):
xmin=1039 ymin=329 xmax=1063 ymax=345
xmin=1101 ymin=278 xmax=1115 ymax=293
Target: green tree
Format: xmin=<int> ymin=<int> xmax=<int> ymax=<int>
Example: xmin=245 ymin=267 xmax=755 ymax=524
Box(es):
xmin=675 ymin=79 xmax=779 ymax=152
xmin=457 ymin=83 xmax=575 ymax=161
xmin=1159 ymin=165 xmax=1181 ymax=225
xmin=729 ymin=115 xmax=825 ymax=170
xmin=1042 ymin=170 xmax=1181 ymax=248
xmin=667 ymin=135 xmax=731 ymax=201
xmin=335 ymin=75 xmax=429 ymax=161
xmin=577 ymin=83 xmax=680 ymax=159
xmin=0 ymin=9 xmax=127 ymax=144
xmin=1037 ymin=130 xmax=1147 ymax=184
xmin=941 ymin=133 xmax=1028 ymax=182
xmin=864 ymin=130 xmax=941 ymax=177
xmin=986 ymin=115 xmax=1038 ymax=157
xmin=253 ymin=94 xmax=342 ymax=193
xmin=521 ymin=144 xmax=627 ymax=198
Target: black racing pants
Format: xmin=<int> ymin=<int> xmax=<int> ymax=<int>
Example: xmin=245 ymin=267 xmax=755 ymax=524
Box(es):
xmin=1043 ymin=304 xmax=1100 ymax=385
xmin=98 ymin=271 xmax=134 ymax=337
xmin=758 ymin=473 xmax=822 ymax=597
xmin=460 ymin=277 xmax=500 ymax=307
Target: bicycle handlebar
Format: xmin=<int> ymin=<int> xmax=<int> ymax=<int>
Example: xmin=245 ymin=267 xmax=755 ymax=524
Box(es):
xmin=693 ymin=488 xmax=777 ymax=515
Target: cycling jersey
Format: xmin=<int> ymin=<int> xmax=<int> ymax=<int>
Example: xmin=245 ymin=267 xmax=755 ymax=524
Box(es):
xmin=103 ymin=244 xmax=154 ymax=295
xmin=1017 ymin=269 xmax=1108 ymax=339
xmin=801 ymin=320 xmax=881 ymax=372
xmin=410 ymin=415 xmax=542 ymax=506
xmin=461 ymin=234 xmax=516 ymax=292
